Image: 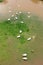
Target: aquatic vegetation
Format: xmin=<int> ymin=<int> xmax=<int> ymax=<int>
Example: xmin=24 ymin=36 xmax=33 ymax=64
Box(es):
xmin=0 ymin=12 xmax=43 ymax=64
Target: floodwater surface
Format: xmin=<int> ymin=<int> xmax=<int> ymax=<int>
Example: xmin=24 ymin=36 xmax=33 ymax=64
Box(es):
xmin=0 ymin=0 xmax=43 ymax=20
xmin=0 ymin=0 xmax=43 ymax=65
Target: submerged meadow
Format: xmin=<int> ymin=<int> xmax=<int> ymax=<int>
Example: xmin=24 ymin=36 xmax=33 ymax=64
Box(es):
xmin=0 ymin=12 xmax=43 ymax=65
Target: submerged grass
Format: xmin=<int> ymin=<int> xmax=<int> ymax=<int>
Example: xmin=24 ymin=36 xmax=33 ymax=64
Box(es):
xmin=0 ymin=13 xmax=29 ymax=45
xmin=0 ymin=12 xmax=43 ymax=64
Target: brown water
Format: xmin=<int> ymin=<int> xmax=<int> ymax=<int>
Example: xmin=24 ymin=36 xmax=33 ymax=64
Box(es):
xmin=0 ymin=0 xmax=43 ymax=65
xmin=32 ymin=0 xmax=43 ymax=3
xmin=0 ymin=0 xmax=43 ymax=21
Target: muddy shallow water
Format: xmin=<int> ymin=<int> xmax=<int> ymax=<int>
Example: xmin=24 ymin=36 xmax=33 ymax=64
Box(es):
xmin=0 ymin=0 xmax=43 ymax=21
xmin=0 ymin=0 xmax=43 ymax=65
